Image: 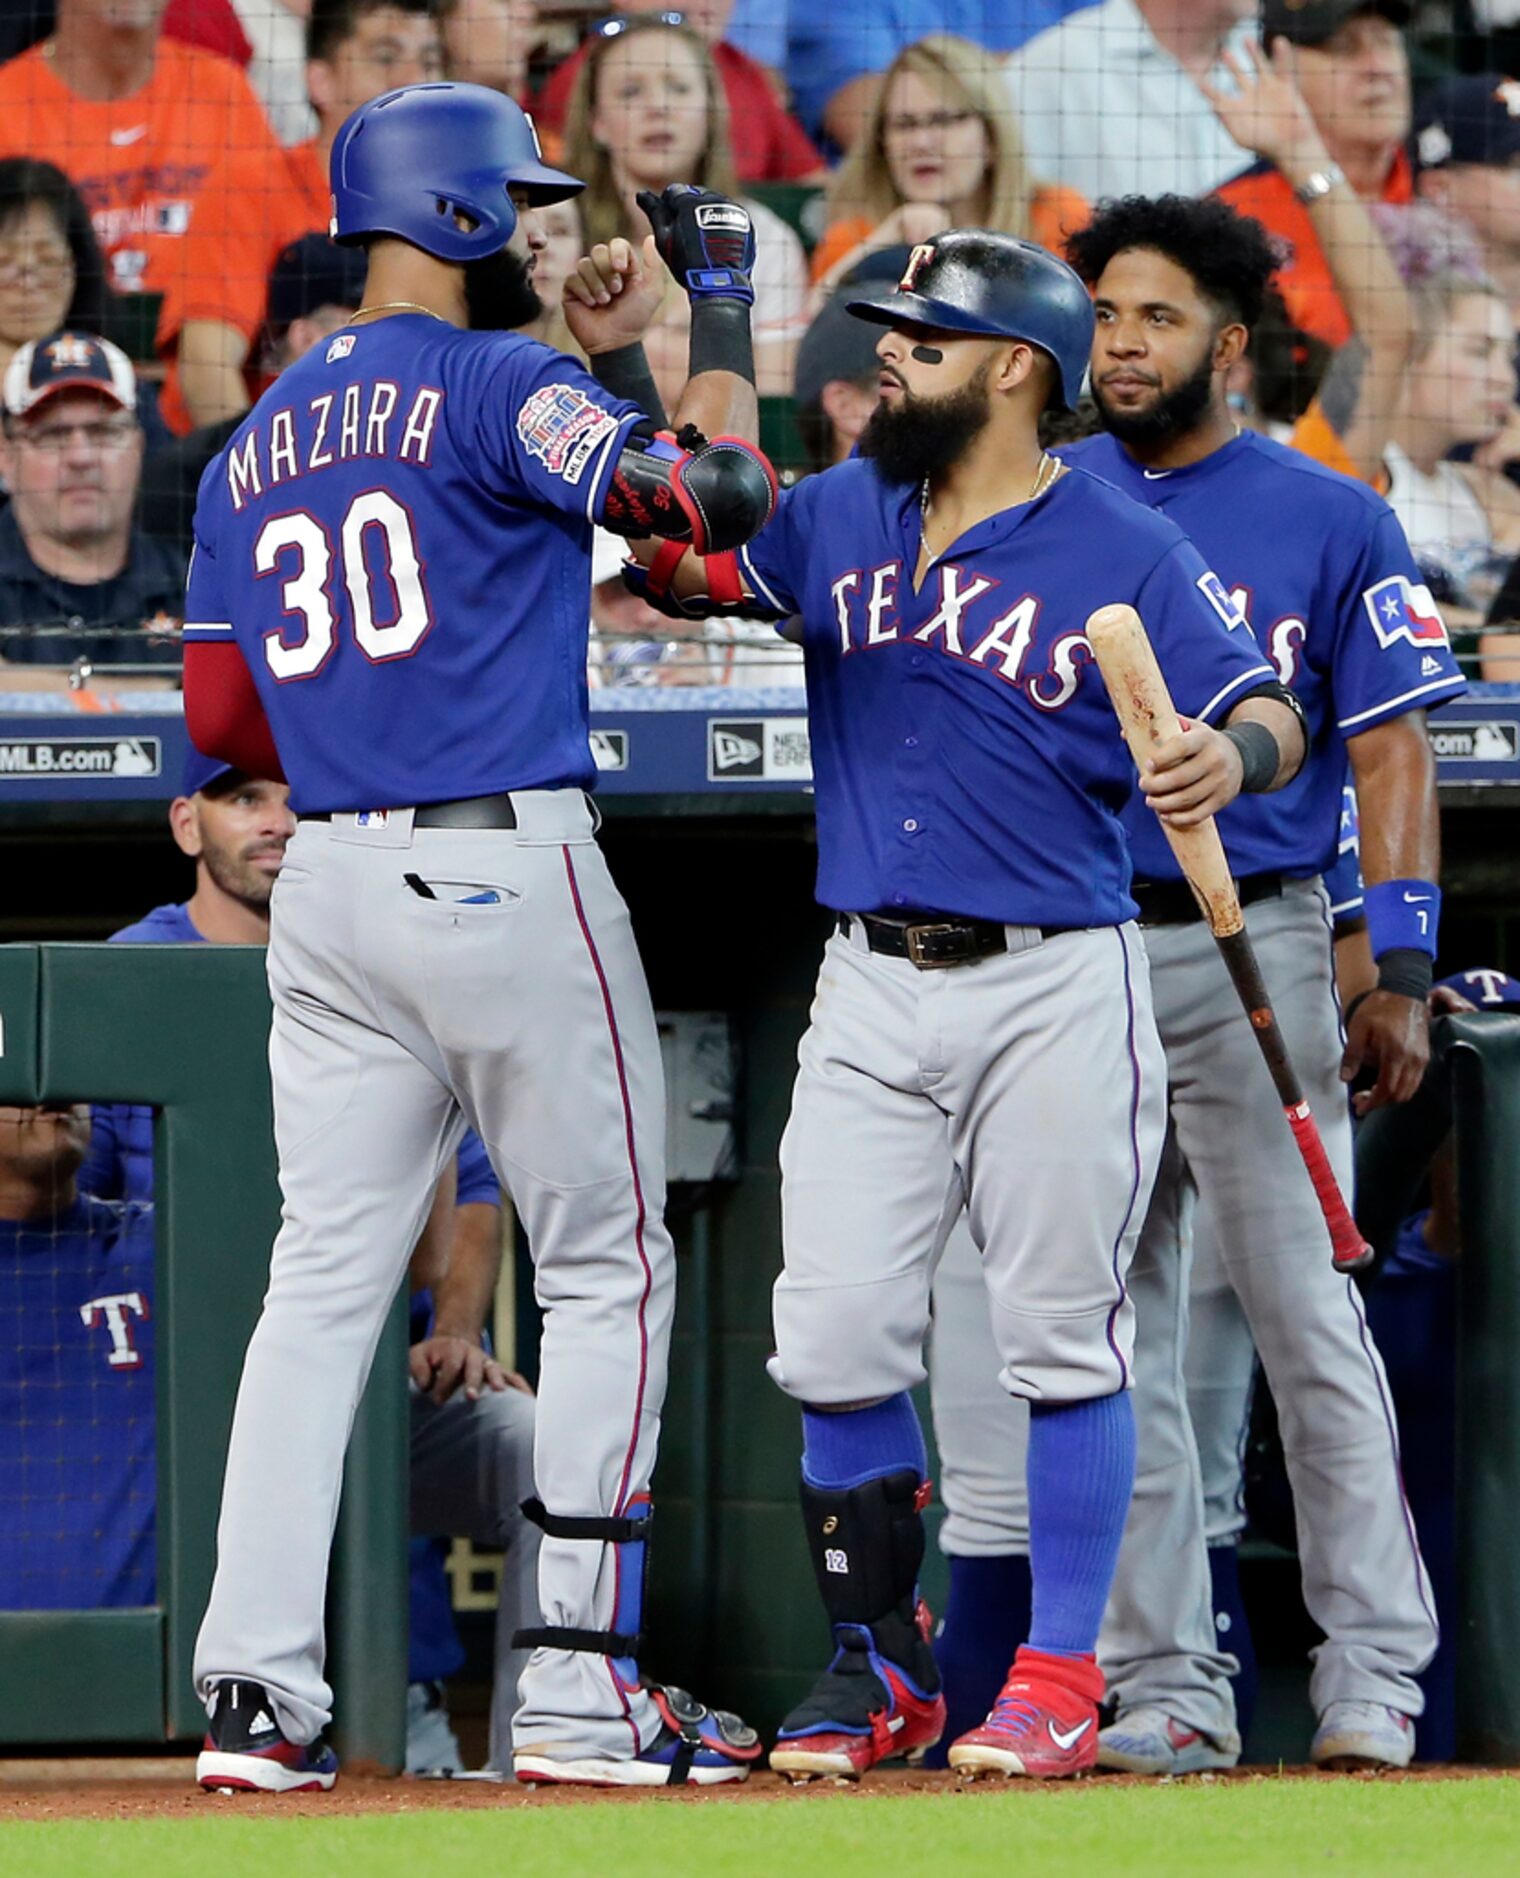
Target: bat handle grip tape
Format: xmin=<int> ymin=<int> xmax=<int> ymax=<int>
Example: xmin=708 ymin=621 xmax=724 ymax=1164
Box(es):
xmin=1284 ymin=1103 xmax=1373 ymax=1273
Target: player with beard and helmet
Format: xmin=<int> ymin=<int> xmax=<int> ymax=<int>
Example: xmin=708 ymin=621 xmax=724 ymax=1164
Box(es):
xmin=624 ymin=227 xmax=1305 ymax=1781
xmin=180 ymin=81 xmax=777 ymax=1794
xmin=922 ymin=195 xmax=1462 ymax=1778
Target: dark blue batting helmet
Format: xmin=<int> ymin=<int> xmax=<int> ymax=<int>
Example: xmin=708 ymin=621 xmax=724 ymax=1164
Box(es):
xmin=846 ymin=229 xmax=1094 ymax=410
xmin=329 ymin=83 xmax=583 ymax=264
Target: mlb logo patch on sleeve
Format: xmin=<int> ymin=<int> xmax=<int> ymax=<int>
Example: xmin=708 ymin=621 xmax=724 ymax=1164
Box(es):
xmin=517 ymin=383 xmax=618 ymax=484
xmin=1362 ymin=575 xmax=1450 ymax=650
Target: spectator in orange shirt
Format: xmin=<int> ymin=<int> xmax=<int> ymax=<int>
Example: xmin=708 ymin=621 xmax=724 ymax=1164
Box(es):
xmin=536 ymin=2 xmax=825 ymax=188
xmin=811 ymin=35 xmax=1086 ymax=292
xmin=0 ymin=0 xmax=283 ymax=299
xmin=161 ymin=0 xmax=443 ymax=432
xmin=1214 ymin=0 xmax=1413 ymax=349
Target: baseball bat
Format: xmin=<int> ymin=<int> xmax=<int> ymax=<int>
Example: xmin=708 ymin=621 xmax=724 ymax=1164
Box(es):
xmin=1085 ymin=603 xmax=1373 ymax=1276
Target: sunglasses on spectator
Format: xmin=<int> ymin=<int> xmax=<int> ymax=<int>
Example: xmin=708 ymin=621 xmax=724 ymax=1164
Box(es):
xmin=882 ymin=109 xmax=980 ymax=137
xmin=11 ymin=416 xmax=138 ymax=451
xmin=592 ymin=11 xmax=686 ymax=36
xmin=0 ymin=246 xmax=75 ymax=285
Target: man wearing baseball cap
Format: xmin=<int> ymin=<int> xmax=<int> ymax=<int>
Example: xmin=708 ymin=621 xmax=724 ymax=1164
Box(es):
xmin=1415 ymin=74 xmax=1520 ymax=315
xmin=791 ymin=253 xmax=914 ymax=475
xmin=0 ymin=331 xmax=183 ymax=681
xmin=1215 ymin=3 xmax=1414 ymax=347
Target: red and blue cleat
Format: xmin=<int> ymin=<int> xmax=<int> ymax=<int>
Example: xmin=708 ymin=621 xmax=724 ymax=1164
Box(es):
xmin=948 ymin=1647 xmax=1106 ymax=1781
xmin=196 ymin=1680 xmax=339 ymax=1793
xmin=770 ymin=1600 xmax=946 ymax=1781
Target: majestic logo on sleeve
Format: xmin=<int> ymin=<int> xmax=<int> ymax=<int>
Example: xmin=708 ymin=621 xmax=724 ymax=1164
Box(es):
xmin=80 ymin=1291 xmax=150 ymax=1369
xmin=1362 ymin=575 xmax=1450 ymax=650
xmin=516 ymin=383 xmax=618 ymax=485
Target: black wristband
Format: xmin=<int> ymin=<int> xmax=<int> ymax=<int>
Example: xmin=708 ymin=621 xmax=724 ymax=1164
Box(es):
xmin=690 ymin=298 xmax=755 ymax=385
xmin=588 ymin=342 xmax=668 ymax=429
xmin=1377 ymin=947 xmax=1434 ymax=1003
xmin=1223 ymin=719 xmax=1280 ymax=792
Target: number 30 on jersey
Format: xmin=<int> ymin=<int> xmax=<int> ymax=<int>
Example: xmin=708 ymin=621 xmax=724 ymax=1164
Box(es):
xmin=254 ymin=490 xmax=434 ymax=679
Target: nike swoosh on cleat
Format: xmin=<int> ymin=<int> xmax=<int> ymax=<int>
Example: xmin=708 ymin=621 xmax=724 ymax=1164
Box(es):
xmin=1048 ymin=1719 xmax=1093 ymax=1751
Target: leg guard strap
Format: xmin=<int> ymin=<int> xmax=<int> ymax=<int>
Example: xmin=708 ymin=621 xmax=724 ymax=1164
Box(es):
xmin=512 ymin=1623 xmax=642 ymax=1656
xmin=519 ymin=1497 xmax=651 ymax=1543
xmin=511 ymin=1494 xmax=652 ymax=1666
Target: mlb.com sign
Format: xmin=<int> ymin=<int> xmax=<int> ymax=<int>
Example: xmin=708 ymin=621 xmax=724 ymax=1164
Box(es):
xmin=0 ymin=737 xmax=162 ymax=779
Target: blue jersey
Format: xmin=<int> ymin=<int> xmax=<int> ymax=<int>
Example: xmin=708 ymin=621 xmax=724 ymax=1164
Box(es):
xmin=0 ymin=1196 xmax=156 ymax=1607
xmin=738 ymin=459 xmax=1273 ymax=928
xmin=1323 ymin=784 xmax=1363 ymax=922
xmin=182 ymin=316 xmax=643 ymax=815
xmin=81 ymin=903 xmax=501 ymax=1210
xmin=1062 ymin=432 xmax=1467 ymax=883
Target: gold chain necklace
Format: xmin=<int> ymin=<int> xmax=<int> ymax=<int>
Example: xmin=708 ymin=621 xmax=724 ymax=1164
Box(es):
xmin=348 ymin=301 xmax=446 ymax=324
xmin=920 ymin=450 xmax=1058 ymax=543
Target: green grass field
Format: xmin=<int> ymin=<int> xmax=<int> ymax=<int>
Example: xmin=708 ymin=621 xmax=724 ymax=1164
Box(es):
xmin=7 ymin=1779 xmax=1519 ymax=1878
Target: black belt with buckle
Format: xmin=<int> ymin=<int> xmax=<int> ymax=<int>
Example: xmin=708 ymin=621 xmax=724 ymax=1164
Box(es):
xmin=837 ymin=910 xmax=1030 ymax=970
xmin=302 ymin=792 xmax=520 ymax=829
xmin=1131 ymin=872 xmax=1283 ymax=927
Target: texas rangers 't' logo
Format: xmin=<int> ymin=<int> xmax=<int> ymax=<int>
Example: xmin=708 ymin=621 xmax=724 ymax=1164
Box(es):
xmin=1361 ymin=575 xmax=1449 ymax=651
xmin=899 ymin=243 xmax=936 ymax=291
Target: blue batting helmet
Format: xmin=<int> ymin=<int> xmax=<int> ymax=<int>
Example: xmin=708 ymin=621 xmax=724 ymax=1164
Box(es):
xmin=846 ymin=229 xmax=1094 ymax=411
xmin=329 ymin=83 xmax=584 ymax=264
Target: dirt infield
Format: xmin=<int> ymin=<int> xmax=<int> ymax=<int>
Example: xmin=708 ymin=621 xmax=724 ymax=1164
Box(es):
xmin=2 ymin=1760 xmax=1514 ymax=1822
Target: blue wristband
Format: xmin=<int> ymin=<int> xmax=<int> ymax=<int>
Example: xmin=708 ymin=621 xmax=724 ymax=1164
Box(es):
xmin=1363 ymin=878 xmax=1441 ymax=959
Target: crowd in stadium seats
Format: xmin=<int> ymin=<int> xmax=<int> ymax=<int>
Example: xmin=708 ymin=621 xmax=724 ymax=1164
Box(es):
xmin=0 ymin=2 xmax=1513 ymax=684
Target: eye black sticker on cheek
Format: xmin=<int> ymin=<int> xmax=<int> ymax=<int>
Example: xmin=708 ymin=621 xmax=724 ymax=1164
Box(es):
xmin=911 ymin=344 xmax=945 ymax=365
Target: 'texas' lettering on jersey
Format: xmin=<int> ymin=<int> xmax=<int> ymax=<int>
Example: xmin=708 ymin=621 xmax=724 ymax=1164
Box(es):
xmin=825 ymin=560 xmax=1236 ymax=709
xmin=225 ymin=379 xmax=443 ymax=511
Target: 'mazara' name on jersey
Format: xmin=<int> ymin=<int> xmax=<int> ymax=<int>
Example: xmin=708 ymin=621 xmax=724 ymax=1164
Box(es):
xmin=225 ymin=379 xmax=443 ymax=510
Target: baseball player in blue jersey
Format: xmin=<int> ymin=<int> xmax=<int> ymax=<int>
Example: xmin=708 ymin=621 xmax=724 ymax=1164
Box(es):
xmin=180 ymin=82 xmax=777 ymax=1791
xmin=0 ymin=1105 xmax=156 ymax=1611
xmin=630 ymin=228 xmax=1306 ymax=1779
xmin=926 ymin=196 xmax=1460 ymax=1775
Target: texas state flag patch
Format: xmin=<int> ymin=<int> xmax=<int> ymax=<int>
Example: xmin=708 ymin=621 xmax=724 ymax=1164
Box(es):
xmin=1362 ymin=574 xmax=1449 ymax=650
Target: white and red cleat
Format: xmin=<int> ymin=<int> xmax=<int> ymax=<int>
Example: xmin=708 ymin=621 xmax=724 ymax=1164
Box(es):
xmin=947 ymin=1647 xmax=1105 ymax=1781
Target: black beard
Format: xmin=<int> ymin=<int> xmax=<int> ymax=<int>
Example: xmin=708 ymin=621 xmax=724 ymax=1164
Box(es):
xmin=857 ymin=365 xmax=993 ymax=485
xmin=465 ymin=245 xmax=543 ymax=332
xmin=1093 ymin=349 xmax=1217 ymax=447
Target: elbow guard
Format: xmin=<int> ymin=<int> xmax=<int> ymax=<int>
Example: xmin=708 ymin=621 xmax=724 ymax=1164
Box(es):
xmin=604 ymin=425 xmax=777 ymax=554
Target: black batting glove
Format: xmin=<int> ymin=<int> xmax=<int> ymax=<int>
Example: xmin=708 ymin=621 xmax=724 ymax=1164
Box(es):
xmin=637 ymin=184 xmax=756 ymax=305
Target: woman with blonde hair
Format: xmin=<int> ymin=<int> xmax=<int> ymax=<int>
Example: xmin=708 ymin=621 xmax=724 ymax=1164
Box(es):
xmin=560 ymin=14 xmax=809 ymax=404
xmin=811 ymin=35 xmax=1086 ymax=289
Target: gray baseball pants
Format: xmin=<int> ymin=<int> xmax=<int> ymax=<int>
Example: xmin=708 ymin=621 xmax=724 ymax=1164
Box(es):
xmin=195 ymin=795 xmax=675 ymax=1762
xmin=929 ymin=882 xmax=1437 ymax=1732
